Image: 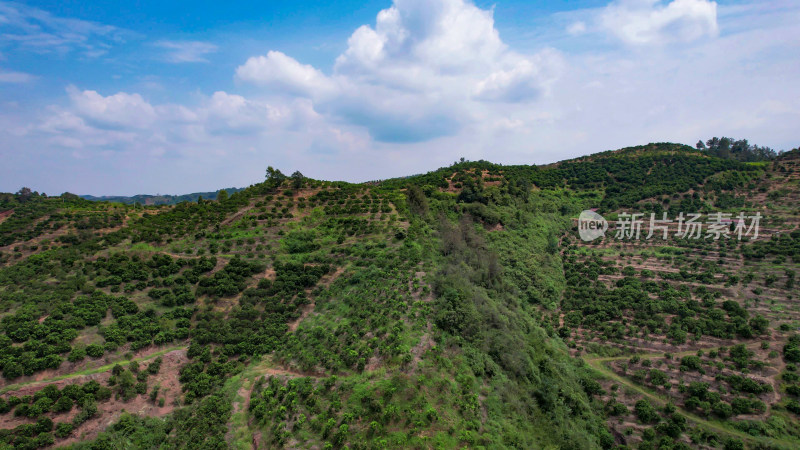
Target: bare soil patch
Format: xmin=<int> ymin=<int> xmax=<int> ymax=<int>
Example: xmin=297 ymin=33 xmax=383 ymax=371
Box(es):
xmin=0 ymin=209 xmax=13 ymax=225
xmin=1 ymin=349 xmax=188 ymax=447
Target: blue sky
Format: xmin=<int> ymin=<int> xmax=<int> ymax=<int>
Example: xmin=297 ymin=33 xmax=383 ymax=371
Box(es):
xmin=0 ymin=0 xmax=798 ymax=195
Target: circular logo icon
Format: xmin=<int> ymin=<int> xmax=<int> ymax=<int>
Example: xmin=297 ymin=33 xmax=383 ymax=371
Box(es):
xmin=578 ymin=210 xmax=607 ymax=241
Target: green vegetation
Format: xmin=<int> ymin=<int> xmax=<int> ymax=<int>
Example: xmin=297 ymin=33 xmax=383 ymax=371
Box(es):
xmin=697 ymin=137 xmax=779 ymax=162
xmin=0 ymin=141 xmax=798 ymax=449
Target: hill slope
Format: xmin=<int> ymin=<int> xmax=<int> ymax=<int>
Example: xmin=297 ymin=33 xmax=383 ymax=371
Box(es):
xmin=0 ymin=143 xmax=798 ymax=449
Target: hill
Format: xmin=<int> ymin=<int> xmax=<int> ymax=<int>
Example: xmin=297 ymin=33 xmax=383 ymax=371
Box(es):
xmin=0 ymin=142 xmax=798 ymax=449
xmin=80 ymin=188 xmax=245 ymax=206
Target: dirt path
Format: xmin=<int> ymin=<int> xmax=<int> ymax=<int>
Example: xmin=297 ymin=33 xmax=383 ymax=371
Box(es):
xmin=584 ymin=343 xmax=797 ymax=449
xmin=408 ymin=322 xmax=435 ymax=373
xmin=0 ymin=209 xmax=12 ymax=225
xmin=221 ymin=202 xmax=256 ymax=227
xmin=0 ymin=345 xmax=186 ymax=394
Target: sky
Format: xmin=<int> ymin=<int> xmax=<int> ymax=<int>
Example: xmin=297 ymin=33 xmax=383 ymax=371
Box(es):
xmin=0 ymin=0 xmax=798 ymax=196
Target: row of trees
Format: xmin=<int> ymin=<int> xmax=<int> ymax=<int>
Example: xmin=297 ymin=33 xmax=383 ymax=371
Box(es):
xmin=697 ymin=137 xmax=778 ymax=162
xmin=265 ymin=167 xmax=305 ymax=190
xmin=562 ymin=252 xmax=769 ymax=343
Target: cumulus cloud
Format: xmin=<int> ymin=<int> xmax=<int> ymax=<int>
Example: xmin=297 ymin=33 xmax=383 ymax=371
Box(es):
xmin=4 ymin=0 xmax=799 ymax=196
xmin=599 ymin=0 xmax=719 ymax=45
xmin=15 ymin=83 xmax=374 ymax=194
xmin=37 ymin=110 xmax=137 ymax=150
xmin=58 ymin=86 xmax=296 ymax=137
xmin=333 ymin=0 xmax=506 ymax=76
xmin=201 ymin=91 xmax=298 ymax=133
xmin=156 ymin=40 xmax=218 ymax=63
xmin=474 ymin=51 xmax=563 ymax=102
xmin=30 ymin=85 xmax=366 ymax=170
xmin=236 ymin=0 xmax=562 ymax=143
xmin=236 ymin=51 xmax=336 ymax=97
xmin=66 ymin=86 xmax=157 ymax=129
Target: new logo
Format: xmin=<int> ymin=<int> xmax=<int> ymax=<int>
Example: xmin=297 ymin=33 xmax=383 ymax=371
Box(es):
xmin=578 ymin=210 xmax=607 ymax=241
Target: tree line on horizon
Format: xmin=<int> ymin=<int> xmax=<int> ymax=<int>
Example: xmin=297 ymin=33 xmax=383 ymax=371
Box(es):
xmin=696 ymin=136 xmax=780 ymax=162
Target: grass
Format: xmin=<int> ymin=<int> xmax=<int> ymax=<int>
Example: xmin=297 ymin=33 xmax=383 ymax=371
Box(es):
xmin=219 ymin=228 xmax=265 ymax=240
xmin=129 ymin=242 xmax=163 ymax=252
xmin=222 ymin=357 xmax=272 ymax=449
xmin=0 ymin=344 xmax=186 ymax=394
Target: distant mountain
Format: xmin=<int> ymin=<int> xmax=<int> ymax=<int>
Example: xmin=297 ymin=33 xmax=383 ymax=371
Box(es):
xmin=80 ymin=187 xmax=244 ymax=205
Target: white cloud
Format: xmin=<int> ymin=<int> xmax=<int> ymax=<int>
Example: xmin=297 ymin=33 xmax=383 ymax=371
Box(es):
xmin=0 ymin=68 xmax=34 ymax=83
xmin=236 ymin=51 xmax=336 ymax=97
xmin=37 ymin=107 xmax=138 ymax=150
xmin=16 ymin=84 xmax=371 ymax=194
xmin=31 ymin=85 xmax=365 ymax=167
xmin=155 ymin=40 xmax=218 ymax=63
xmin=567 ymin=21 xmax=587 ymax=35
xmin=3 ymin=0 xmax=799 ymax=196
xmin=0 ymin=1 xmax=130 ymax=56
xmin=334 ymin=0 xmax=506 ymax=74
xmin=599 ymin=0 xmax=718 ymax=45
xmin=201 ymin=91 xmax=295 ymax=133
xmin=236 ymin=0 xmax=561 ymax=142
xmin=66 ymin=86 xmax=157 ymax=129
xmin=474 ymin=50 xmax=563 ymax=102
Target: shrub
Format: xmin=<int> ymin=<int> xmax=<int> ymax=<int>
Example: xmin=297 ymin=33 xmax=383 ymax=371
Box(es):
xmin=634 ymin=399 xmax=660 ymax=424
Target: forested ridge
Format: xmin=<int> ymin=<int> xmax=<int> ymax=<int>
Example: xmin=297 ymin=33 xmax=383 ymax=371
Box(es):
xmin=0 ymin=142 xmax=799 ymax=449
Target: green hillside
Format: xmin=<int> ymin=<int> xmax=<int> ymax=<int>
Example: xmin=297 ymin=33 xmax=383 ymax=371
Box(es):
xmin=0 ymin=143 xmax=799 ymax=449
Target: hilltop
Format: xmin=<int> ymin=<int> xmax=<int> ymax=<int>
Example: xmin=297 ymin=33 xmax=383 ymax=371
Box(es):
xmin=0 ymin=142 xmax=798 ymax=449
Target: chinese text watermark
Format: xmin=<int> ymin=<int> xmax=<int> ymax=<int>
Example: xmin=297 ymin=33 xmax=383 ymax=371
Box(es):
xmin=577 ymin=210 xmax=761 ymax=242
